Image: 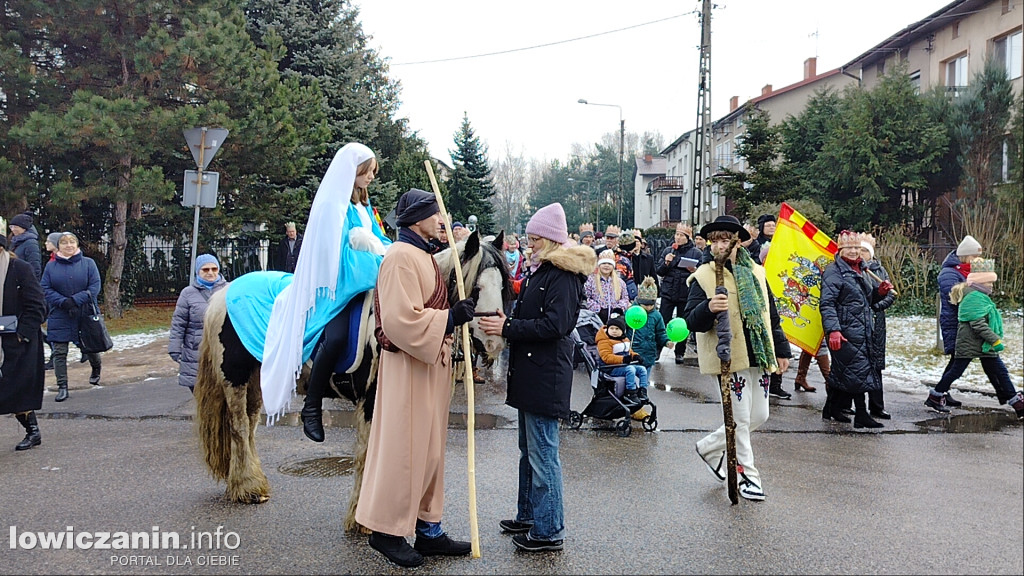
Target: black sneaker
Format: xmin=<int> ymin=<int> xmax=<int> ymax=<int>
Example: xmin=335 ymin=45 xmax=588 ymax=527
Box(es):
xmin=499 ymin=519 xmax=533 ymax=533
xmin=413 ymin=533 xmax=471 ymax=557
xmin=924 ymin=394 xmax=950 ymax=414
xmin=623 ymin=390 xmax=640 ymax=405
xmin=943 ymin=393 xmax=963 ymax=408
xmin=637 ymin=387 xmax=649 ymax=401
xmin=368 ymin=532 xmax=423 ymax=568
xmin=511 ymin=533 xmax=563 ymax=552
xmin=1008 ymin=392 xmax=1024 ymax=421
xmin=768 ymin=386 xmax=792 ymax=400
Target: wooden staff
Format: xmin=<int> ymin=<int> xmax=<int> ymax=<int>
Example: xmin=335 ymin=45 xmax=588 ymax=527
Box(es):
xmin=714 ymin=238 xmax=740 ymax=505
xmin=424 ymin=161 xmax=481 ymax=558
xmin=864 ymin=268 xmax=899 ymax=296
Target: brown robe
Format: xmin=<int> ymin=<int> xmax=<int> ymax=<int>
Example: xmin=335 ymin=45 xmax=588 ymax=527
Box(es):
xmin=355 ymin=242 xmax=454 ymax=537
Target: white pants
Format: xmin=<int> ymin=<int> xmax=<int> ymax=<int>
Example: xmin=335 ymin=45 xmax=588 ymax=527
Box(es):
xmin=696 ymin=367 xmax=770 ymax=485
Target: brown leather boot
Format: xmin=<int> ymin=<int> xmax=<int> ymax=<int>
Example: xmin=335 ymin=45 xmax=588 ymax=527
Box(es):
xmin=794 ymin=351 xmax=816 ymax=392
xmin=817 ymin=354 xmax=831 ymax=383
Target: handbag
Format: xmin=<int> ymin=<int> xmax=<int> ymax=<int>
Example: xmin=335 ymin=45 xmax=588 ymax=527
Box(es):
xmin=78 ymin=300 xmax=113 ymax=353
xmin=0 ymin=315 xmax=17 ymax=334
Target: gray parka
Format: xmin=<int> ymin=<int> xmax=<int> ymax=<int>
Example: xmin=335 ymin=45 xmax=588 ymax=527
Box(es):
xmin=168 ymin=277 xmax=227 ymax=389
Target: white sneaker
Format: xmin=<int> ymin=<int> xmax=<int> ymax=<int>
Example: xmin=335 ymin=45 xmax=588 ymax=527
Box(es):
xmin=738 ymin=477 xmax=765 ymax=501
xmin=695 ymin=445 xmax=726 ymax=482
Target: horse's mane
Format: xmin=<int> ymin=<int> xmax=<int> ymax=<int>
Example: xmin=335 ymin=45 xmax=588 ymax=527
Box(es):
xmin=435 ymin=231 xmax=512 ymax=305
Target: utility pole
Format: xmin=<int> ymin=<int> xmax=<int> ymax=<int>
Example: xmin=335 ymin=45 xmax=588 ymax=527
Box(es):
xmin=618 ymin=117 xmax=625 ymax=228
xmin=691 ymin=0 xmax=713 ymax=227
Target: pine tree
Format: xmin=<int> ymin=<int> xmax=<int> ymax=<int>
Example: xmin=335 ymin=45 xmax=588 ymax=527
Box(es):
xmin=447 ymin=114 xmax=495 ymax=233
xmin=715 ymin=106 xmax=794 ymax=221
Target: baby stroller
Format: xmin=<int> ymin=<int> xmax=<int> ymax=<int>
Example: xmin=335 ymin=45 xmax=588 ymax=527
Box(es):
xmin=568 ymin=310 xmax=658 ymax=437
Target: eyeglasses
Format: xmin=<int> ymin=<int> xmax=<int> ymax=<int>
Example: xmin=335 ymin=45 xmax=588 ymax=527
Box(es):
xmin=200 ymin=267 xmax=219 ymax=273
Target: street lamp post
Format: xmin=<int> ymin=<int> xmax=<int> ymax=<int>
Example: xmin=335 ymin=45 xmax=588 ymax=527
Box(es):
xmin=578 ymin=99 xmax=624 ymax=228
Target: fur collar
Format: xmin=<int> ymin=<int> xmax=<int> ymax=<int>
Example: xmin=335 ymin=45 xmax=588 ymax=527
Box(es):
xmin=545 ymin=245 xmax=597 ymax=276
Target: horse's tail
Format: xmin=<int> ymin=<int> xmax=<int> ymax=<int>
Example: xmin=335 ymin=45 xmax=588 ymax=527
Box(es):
xmin=344 ymin=344 xmax=379 ymax=534
xmin=195 ymin=289 xmax=231 ymax=482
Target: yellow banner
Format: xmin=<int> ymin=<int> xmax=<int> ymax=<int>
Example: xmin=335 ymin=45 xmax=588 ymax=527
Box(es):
xmin=762 ymin=203 xmax=838 ymax=355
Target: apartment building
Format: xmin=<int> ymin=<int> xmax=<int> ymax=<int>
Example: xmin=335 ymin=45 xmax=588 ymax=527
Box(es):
xmin=642 ymin=0 xmax=1019 ymax=231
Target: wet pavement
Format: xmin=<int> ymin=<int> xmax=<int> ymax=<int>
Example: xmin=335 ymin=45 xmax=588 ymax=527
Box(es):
xmin=2 ymin=349 xmax=1021 ymax=575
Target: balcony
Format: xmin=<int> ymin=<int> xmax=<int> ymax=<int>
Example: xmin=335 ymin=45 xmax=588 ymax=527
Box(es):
xmin=945 ymin=85 xmax=967 ymax=98
xmin=646 ymin=176 xmax=688 ymax=195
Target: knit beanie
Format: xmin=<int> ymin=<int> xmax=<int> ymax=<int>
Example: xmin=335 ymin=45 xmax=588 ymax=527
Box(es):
xmin=395 ymin=188 xmax=439 ymax=226
xmin=46 ymin=232 xmax=64 ymax=247
xmin=195 ymin=253 xmax=220 ymax=274
xmin=607 ymin=310 xmax=626 ymax=333
xmin=636 ymin=277 xmax=658 ymax=305
xmin=956 ymin=235 xmax=982 ymax=258
xmin=966 ymin=257 xmax=997 ymax=285
xmin=526 ymin=203 xmax=572 ymax=247
xmin=10 ymin=212 xmax=33 ymax=230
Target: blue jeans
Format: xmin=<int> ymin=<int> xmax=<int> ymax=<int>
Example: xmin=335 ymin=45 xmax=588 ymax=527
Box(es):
xmin=934 ymin=356 xmax=1017 ymax=403
xmin=608 ymin=364 xmax=648 ymax=390
xmin=515 ymin=411 xmax=565 ymax=542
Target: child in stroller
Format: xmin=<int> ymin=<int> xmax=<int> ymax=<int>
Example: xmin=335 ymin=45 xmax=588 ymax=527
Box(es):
xmin=568 ymin=309 xmax=657 ymax=437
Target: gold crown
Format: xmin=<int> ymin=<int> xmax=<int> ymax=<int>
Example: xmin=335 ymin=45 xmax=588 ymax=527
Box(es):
xmin=836 ymin=231 xmax=868 ymax=250
xmin=971 ymin=257 xmax=996 ymax=273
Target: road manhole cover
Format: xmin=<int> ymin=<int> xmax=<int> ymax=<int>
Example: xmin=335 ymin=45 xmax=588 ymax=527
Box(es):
xmin=278 ymin=456 xmax=354 ymax=477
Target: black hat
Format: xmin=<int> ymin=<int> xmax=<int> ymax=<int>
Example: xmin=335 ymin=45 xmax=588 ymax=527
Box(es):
xmin=10 ymin=212 xmax=33 ymax=230
xmin=607 ymin=310 xmax=626 ymax=332
xmin=699 ymin=215 xmax=750 ymax=242
xmin=757 ymin=213 xmax=776 ymax=234
xmin=395 ymin=188 xmax=440 ymax=227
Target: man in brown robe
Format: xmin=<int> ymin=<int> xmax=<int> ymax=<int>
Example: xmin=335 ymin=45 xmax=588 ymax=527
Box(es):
xmin=355 ymin=188 xmax=476 ymax=568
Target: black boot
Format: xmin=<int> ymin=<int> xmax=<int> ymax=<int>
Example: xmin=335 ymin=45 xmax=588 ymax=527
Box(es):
xmin=15 ymin=412 xmax=41 ymax=451
xmin=368 ymin=532 xmax=423 ymax=568
xmin=55 ymin=385 xmax=69 ymax=403
xmin=823 ymin=388 xmax=850 ymax=423
xmin=89 ymin=364 xmax=101 ymax=386
xmin=853 ymin=394 xmax=883 ymax=429
xmin=301 ymin=344 xmax=332 ymax=443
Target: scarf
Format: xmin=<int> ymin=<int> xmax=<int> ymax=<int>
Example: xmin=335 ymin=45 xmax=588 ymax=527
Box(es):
xmin=955 ymin=261 xmax=971 ymax=278
xmin=398 ymin=227 xmax=433 ymax=252
xmin=732 ymin=247 xmax=773 ymax=371
xmin=505 ymin=249 xmax=521 ymax=273
xmin=261 ymin=143 xmax=375 ymax=423
xmin=196 ymin=275 xmax=220 ymax=290
xmin=958 ymin=288 xmax=1003 ymax=353
xmin=0 ymin=250 xmax=8 ymax=368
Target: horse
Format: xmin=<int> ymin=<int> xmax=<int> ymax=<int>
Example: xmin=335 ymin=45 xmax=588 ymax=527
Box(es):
xmin=194 ymin=231 xmax=512 ymax=522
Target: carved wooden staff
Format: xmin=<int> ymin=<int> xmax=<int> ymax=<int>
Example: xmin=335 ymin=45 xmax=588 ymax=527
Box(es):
xmin=424 ymin=161 xmax=481 ymax=558
xmin=864 ymin=268 xmax=899 ymax=296
xmin=714 ymin=237 xmax=740 ymax=505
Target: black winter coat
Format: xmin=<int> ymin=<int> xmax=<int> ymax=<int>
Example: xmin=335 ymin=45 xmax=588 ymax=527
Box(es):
xmin=0 ymin=256 xmax=46 ymax=414
xmin=11 ymin=228 xmax=42 ymax=280
xmin=937 ymin=251 xmax=967 ymax=354
xmin=630 ymin=248 xmax=658 ymax=290
xmin=275 ymin=233 xmax=303 ymax=273
xmin=819 ymin=258 xmax=885 ymax=394
xmin=503 ymin=245 xmax=595 ymax=419
xmin=865 ymin=260 xmax=896 ymax=370
xmin=657 ymin=240 xmax=703 ymax=303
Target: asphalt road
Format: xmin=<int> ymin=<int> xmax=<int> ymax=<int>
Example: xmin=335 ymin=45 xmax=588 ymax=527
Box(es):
xmin=2 ymin=355 xmax=1021 ymax=575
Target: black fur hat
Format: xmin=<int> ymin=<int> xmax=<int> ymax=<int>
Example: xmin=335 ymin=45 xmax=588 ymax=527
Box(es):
xmin=606 ymin=308 xmax=626 ymax=332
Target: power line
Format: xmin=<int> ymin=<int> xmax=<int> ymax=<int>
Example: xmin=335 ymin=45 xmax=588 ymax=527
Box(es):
xmin=391 ymin=11 xmax=698 ymax=66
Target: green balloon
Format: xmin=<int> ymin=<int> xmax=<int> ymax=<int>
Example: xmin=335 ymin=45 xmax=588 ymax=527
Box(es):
xmin=666 ymin=318 xmax=690 ymax=342
xmin=625 ymin=305 xmax=648 ymax=329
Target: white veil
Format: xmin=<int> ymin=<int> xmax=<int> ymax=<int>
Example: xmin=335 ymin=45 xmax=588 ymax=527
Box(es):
xmin=261 ymin=143 xmax=376 ymax=423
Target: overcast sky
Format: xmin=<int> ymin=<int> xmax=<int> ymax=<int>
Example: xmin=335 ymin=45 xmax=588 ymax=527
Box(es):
xmin=355 ymin=0 xmax=951 ymax=165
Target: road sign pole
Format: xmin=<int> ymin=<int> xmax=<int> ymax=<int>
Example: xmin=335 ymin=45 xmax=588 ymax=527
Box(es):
xmin=189 ymin=129 xmax=208 ymax=286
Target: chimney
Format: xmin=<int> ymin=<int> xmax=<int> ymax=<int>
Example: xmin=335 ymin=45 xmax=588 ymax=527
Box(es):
xmin=644 ymin=154 xmax=653 ymax=163
xmin=761 ymin=84 xmax=772 ymax=96
xmin=729 ymin=96 xmax=739 ymax=111
xmin=804 ymin=57 xmax=817 ymax=79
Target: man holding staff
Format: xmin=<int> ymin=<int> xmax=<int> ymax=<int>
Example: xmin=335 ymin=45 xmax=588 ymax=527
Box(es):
xmin=355 ymin=188 xmax=476 ymax=568
xmin=684 ymin=215 xmax=791 ymax=502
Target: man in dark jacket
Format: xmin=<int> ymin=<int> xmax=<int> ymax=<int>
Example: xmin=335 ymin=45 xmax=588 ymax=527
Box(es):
xmin=275 ymin=222 xmax=303 ymax=273
xmin=657 ymin=223 xmax=702 ymax=364
xmin=8 ymin=212 xmax=42 ymax=280
xmin=629 ymin=229 xmax=657 ymax=291
xmin=928 ymin=235 xmax=983 ymax=411
xmin=747 ymin=214 xmax=776 ymax=265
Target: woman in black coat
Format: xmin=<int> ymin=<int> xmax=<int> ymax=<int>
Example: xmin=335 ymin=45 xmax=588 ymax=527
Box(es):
xmin=479 ymin=203 xmax=596 ymax=552
xmin=819 ymin=232 xmax=893 ymax=428
xmin=657 ymin=223 xmax=703 ymax=363
xmin=0 ymin=235 xmax=47 ymax=450
xmin=39 ymin=232 xmax=102 ymax=402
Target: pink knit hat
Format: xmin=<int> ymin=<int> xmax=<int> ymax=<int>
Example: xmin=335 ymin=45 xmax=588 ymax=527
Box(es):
xmin=526 ymin=203 xmax=573 ymax=247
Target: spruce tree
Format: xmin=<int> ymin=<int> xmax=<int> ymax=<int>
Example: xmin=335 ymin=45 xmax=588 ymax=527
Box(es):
xmin=448 ymin=114 xmax=496 ymax=233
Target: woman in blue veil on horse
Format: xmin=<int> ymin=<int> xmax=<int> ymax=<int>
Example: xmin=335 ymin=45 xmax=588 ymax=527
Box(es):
xmin=224 ymin=142 xmax=391 ymax=437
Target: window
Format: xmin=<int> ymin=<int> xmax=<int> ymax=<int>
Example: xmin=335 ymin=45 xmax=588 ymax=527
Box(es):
xmin=876 ymin=61 xmax=885 ymax=76
xmin=952 ymin=21 xmax=960 ymax=39
xmin=909 ymin=71 xmax=921 ymax=94
xmin=994 ymin=30 xmax=1023 ymax=80
xmin=1002 ymin=0 xmax=1013 ymax=15
xmin=946 ymin=54 xmax=968 ymax=95
xmin=714 ymin=142 xmax=732 ymax=169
